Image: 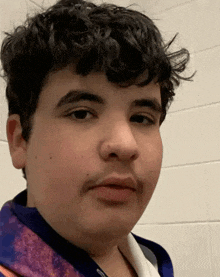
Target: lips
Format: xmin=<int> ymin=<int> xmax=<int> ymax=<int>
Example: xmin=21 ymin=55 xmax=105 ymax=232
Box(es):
xmin=91 ymin=176 xmax=137 ymax=191
xmin=87 ymin=175 xmax=138 ymax=203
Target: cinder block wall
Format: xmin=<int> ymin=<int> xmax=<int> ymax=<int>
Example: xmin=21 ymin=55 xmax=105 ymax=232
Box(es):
xmin=0 ymin=1 xmax=219 ymax=276
xmin=131 ymin=1 xmax=220 ymax=277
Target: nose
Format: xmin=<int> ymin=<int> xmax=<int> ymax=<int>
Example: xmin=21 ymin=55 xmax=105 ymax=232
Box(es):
xmin=99 ymin=119 xmax=140 ymax=162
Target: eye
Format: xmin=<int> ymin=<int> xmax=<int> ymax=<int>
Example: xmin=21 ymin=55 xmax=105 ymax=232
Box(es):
xmin=67 ymin=109 xmax=95 ymax=120
xmin=130 ymin=114 xmax=154 ymax=125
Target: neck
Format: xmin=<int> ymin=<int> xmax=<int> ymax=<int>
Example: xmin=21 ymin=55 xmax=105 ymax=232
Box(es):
xmin=81 ymin=234 xmax=126 ymax=257
xmin=90 ymin=244 xmax=119 ymax=262
xmin=91 ymin=245 xmax=138 ymax=277
xmin=64 ymin=227 xmax=129 ymax=258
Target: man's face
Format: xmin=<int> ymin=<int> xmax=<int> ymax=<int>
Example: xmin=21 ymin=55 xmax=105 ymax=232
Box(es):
xmin=21 ymin=67 xmax=163 ymax=248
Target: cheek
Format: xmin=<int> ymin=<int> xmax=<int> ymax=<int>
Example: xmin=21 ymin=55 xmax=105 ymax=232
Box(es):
xmin=139 ymin=134 xmax=163 ymax=190
xmin=139 ymin=139 xmax=162 ymax=211
xmin=143 ymin=134 xmax=163 ymax=168
xmin=27 ymin=127 xmax=97 ymax=184
xmin=151 ymin=138 xmax=163 ymax=181
xmin=154 ymin=137 xmax=163 ymax=171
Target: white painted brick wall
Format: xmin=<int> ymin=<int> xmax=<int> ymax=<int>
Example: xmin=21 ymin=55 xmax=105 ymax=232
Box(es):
xmin=132 ymin=1 xmax=220 ymax=277
xmin=0 ymin=0 xmax=219 ymax=276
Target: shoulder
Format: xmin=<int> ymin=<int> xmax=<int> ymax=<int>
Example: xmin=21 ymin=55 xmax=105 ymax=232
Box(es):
xmin=132 ymin=233 xmax=174 ymax=277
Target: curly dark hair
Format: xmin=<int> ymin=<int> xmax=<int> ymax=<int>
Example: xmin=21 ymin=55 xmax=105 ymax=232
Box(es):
xmin=1 ymin=0 xmax=192 ymax=140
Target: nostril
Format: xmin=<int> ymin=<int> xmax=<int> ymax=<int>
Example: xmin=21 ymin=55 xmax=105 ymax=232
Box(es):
xmin=131 ymin=152 xmax=139 ymax=161
xmin=109 ymin=153 xmax=117 ymax=157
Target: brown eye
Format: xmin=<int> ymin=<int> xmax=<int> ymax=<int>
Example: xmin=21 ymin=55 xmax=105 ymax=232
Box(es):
xmin=73 ymin=110 xmax=91 ymax=119
xmin=67 ymin=109 xmax=94 ymax=120
xmin=130 ymin=115 xmax=154 ymax=125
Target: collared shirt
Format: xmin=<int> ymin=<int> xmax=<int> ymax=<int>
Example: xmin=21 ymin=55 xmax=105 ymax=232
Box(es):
xmin=0 ymin=190 xmax=174 ymax=276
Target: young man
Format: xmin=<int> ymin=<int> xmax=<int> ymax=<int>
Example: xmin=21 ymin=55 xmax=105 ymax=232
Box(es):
xmin=0 ymin=0 xmax=191 ymax=276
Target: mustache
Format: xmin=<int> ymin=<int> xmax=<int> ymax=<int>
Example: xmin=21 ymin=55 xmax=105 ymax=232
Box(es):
xmin=81 ymin=170 xmax=145 ymax=195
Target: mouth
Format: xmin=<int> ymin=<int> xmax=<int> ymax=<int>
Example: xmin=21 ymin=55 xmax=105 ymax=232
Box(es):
xmin=94 ymin=176 xmax=137 ymax=189
xmin=99 ymin=184 xmax=135 ymax=190
xmin=88 ymin=176 xmax=137 ymax=203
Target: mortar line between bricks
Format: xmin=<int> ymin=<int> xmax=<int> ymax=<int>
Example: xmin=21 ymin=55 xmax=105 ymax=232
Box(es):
xmin=167 ymin=101 xmax=220 ymax=115
xmin=29 ymin=0 xmax=43 ymax=9
xmin=137 ymin=220 xmax=220 ymax=226
xmin=152 ymin=0 xmax=195 ymax=15
xmin=162 ymin=159 xmax=220 ymax=170
xmin=194 ymin=44 xmax=220 ymax=54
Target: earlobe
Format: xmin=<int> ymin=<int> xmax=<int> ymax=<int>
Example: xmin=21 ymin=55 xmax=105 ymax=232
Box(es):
xmin=6 ymin=114 xmax=27 ymax=169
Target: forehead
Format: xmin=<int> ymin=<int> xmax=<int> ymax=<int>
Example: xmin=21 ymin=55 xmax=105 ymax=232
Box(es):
xmin=38 ymin=67 xmax=161 ymax=110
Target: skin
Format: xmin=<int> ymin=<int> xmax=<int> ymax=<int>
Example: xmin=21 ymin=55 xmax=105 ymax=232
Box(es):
xmin=7 ymin=66 xmax=163 ymax=273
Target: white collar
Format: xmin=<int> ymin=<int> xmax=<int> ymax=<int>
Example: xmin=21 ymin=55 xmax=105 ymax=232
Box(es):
xmin=118 ymin=234 xmax=161 ymax=277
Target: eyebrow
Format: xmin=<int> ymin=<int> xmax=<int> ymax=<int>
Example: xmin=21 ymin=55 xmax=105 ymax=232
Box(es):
xmin=131 ymin=98 xmax=163 ymax=114
xmin=55 ymin=90 xmax=105 ymax=109
xmin=55 ymin=90 xmax=163 ymax=114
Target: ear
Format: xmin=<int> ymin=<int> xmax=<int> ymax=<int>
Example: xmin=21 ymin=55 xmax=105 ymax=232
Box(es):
xmin=6 ymin=114 xmax=27 ymax=169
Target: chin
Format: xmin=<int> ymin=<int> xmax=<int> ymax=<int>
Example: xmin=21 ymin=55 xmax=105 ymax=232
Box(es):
xmin=86 ymin=215 xmax=137 ymax=240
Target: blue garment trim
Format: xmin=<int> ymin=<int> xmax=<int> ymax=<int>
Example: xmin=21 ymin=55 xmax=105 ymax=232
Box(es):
xmin=11 ymin=190 xmax=105 ymax=277
xmin=132 ymin=233 xmax=174 ymax=277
